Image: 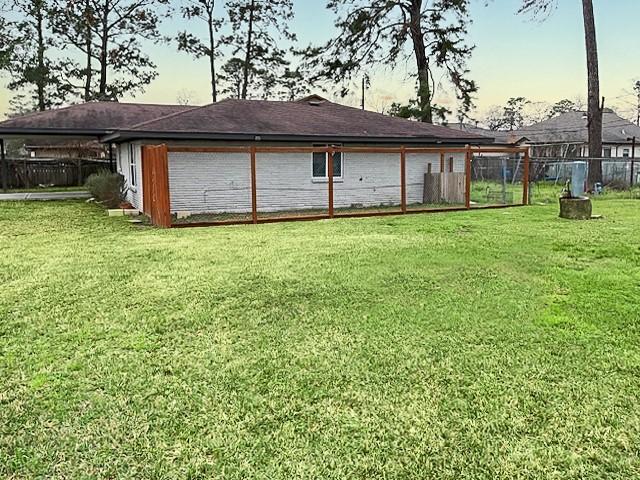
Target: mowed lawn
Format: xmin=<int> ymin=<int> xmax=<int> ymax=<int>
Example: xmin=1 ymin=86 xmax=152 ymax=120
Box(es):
xmin=1 ymin=200 xmax=639 ymax=479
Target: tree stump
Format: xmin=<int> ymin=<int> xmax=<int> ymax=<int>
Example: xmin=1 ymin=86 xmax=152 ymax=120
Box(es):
xmin=559 ymin=196 xmax=592 ymax=220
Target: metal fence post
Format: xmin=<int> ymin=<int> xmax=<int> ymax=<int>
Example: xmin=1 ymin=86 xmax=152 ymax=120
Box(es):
xmin=464 ymin=145 xmax=471 ymax=209
xmin=250 ymin=146 xmax=257 ymax=224
xmin=328 ymin=147 xmax=334 ymax=218
xmin=0 ymin=138 xmax=6 ymax=192
xmin=523 ymin=148 xmax=530 ymax=205
xmin=400 ymin=146 xmax=407 ymax=213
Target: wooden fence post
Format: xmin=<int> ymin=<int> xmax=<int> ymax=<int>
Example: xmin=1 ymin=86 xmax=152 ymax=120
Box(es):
xmin=250 ymin=146 xmax=257 ymax=224
xmin=24 ymin=158 xmax=29 ymax=188
xmin=465 ymin=145 xmax=472 ymax=209
xmin=522 ymin=148 xmax=530 ymax=205
xmin=400 ymin=146 xmax=407 ymax=213
xmin=328 ymin=147 xmax=334 ymax=217
xmin=77 ymin=158 xmax=83 ymax=186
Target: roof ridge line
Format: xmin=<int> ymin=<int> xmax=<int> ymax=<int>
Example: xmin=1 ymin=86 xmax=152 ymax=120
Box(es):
xmin=127 ymin=102 xmax=219 ymax=130
xmin=2 ymin=102 xmax=83 ymax=122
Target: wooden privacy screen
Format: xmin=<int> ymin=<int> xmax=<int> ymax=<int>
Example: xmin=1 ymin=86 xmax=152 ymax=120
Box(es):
xmin=141 ymin=145 xmax=530 ymax=228
xmin=141 ymin=145 xmax=171 ymax=228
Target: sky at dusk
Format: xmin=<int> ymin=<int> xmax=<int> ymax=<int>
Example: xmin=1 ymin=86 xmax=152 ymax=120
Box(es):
xmin=0 ymin=0 xmax=638 ymax=121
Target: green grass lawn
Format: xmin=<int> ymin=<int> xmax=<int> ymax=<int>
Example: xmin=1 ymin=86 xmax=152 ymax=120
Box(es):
xmin=1 ymin=200 xmax=640 ymax=479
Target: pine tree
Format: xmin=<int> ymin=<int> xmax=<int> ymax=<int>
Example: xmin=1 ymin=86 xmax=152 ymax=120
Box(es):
xmin=50 ymin=0 xmax=170 ymax=101
xmin=0 ymin=0 xmax=72 ymax=111
xmin=302 ymin=0 xmax=477 ymax=123
xmin=176 ymin=0 xmax=222 ymax=102
xmin=220 ymin=0 xmax=296 ymax=99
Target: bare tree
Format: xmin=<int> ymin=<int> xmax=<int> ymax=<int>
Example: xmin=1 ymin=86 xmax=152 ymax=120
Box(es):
xmin=176 ymin=89 xmax=198 ymax=105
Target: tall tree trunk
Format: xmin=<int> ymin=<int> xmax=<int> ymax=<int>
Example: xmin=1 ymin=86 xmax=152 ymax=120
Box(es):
xmin=408 ymin=0 xmax=432 ymax=123
xmin=582 ymin=0 xmax=602 ymax=188
xmin=84 ymin=0 xmax=93 ymax=101
xmin=35 ymin=4 xmax=46 ymax=111
xmin=98 ymin=1 xmax=109 ymax=100
xmin=207 ymin=9 xmax=217 ymax=102
xmin=241 ymin=0 xmax=255 ymax=100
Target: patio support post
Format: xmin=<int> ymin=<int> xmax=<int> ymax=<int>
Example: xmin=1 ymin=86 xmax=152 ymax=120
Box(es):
xmin=328 ymin=147 xmax=334 ymax=217
xmin=400 ymin=146 xmax=407 ymax=213
xmin=77 ymin=158 xmax=83 ymax=186
xmin=108 ymin=143 xmax=114 ymax=172
xmin=465 ymin=145 xmax=472 ymax=209
xmin=523 ymin=148 xmax=531 ymax=205
xmin=1 ymin=138 xmax=6 ymax=192
xmin=250 ymin=146 xmax=257 ymax=224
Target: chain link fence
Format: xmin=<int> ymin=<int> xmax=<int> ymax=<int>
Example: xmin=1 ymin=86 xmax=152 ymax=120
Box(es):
xmin=528 ymin=157 xmax=640 ymax=204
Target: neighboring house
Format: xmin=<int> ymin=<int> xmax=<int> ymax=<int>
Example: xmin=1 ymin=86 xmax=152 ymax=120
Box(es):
xmin=0 ymin=96 xmax=493 ymax=215
xmin=24 ymin=139 xmax=106 ymax=159
xmin=515 ymin=109 xmax=640 ymax=158
xmin=513 ymin=109 xmax=640 ymax=185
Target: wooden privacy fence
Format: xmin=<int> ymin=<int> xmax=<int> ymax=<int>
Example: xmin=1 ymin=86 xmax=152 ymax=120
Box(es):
xmin=141 ymin=144 xmax=531 ymax=228
xmin=2 ymin=157 xmax=111 ymax=189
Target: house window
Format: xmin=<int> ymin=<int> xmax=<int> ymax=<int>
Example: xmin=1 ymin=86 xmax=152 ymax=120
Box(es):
xmin=129 ymin=143 xmax=137 ymax=187
xmin=623 ymin=148 xmax=630 ymax=158
xmin=603 ymin=147 xmax=612 ymax=158
xmin=312 ymin=145 xmax=343 ymax=180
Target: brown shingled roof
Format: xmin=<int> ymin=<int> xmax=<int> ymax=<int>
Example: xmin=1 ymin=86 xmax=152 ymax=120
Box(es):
xmin=117 ymin=98 xmax=489 ymax=143
xmin=0 ymin=97 xmax=491 ymax=144
xmin=0 ymin=102 xmax=192 ymax=134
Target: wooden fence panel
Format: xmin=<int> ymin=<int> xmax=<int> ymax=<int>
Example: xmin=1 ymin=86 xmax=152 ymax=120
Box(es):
xmin=142 ymin=145 xmax=171 ymax=228
xmin=4 ymin=158 xmax=110 ymax=189
xmin=424 ymin=173 xmax=465 ymax=204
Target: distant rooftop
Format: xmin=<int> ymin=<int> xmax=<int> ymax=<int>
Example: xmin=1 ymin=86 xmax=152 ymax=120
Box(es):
xmin=514 ymin=110 xmax=640 ymax=144
xmin=444 ymin=122 xmax=526 ymax=145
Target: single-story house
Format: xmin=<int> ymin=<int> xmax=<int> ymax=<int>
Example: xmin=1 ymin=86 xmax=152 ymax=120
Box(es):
xmin=23 ymin=139 xmax=107 ymax=159
xmin=1 ymin=95 xmax=504 ymax=222
xmin=514 ymin=109 xmax=640 ymax=158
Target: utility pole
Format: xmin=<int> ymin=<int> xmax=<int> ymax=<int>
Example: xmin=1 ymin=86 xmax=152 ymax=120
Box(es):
xmin=361 ymin=77 xmax=365 ymax=110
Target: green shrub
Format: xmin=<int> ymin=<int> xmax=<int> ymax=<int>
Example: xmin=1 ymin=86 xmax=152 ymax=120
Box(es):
xmin=85 ymin=170 xmax=127 ymax=208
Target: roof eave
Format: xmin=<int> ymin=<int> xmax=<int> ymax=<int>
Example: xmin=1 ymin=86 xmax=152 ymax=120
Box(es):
xmin=0 ymin=127 xmax=110 ymax=138
xmin=101 ymin=130 xmax=493 ymax=145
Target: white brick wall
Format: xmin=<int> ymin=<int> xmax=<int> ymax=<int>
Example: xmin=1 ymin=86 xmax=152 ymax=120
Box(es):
xmin=166 ymin=149 xmax=466 ymax=214
xmin=116 ymin=143 xmax=143 ymax=210
xmin=168 ymin=152 xmax=252 ymax=213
